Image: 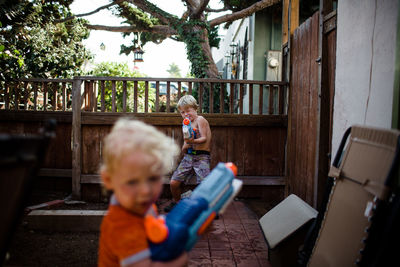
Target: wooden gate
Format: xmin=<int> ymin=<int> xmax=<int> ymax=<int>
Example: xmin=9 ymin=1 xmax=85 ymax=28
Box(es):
xmin=286 ymin=10 xmax=337 ymax=207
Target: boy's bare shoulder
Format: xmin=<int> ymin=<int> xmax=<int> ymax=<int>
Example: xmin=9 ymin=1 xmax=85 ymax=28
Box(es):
xmin=197 ymin=115 xmax=209 ymax=124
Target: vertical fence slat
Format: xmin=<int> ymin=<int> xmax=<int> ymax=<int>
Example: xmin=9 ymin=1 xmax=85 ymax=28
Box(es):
xmin=177 ymin=82 xmax=182 ymax=99
xmin=269 ymin=85 xmax=274 ymax=115
xmin=100 ymin=81 xmax=105 ymax=112
xmin=249 ymin=84 xmax=253 ymax=115
xmin=5 ymin=83 xmax=9 ymax=109
xmin=72 ymin=77 xmax=82 ymax=199
xmin=43 ymin=82 xmax=48 ymax=111
xmin=14 ymin=83 xmax=19 ymax=110
xmin=52 ymin=83 xmax=57 ymax=111
xmin=145 ymin=81 xmax=149 ymax=113
xmin=23 ymin=82 xmax=29 ymax=110
xmin=134 ymin=81 xmax=138 ymax=113
xmin=188 ymin=82 xmax=192 ymax=95
xmin=91 ymin=81 xmax=96 ymax=112
xmin=239 ymin=83 xmax=244 ymax=114
xmin=199 ymin=82 xmax=203 ymax=113
xmin=62 ymin=82 xmax=66 ymax=111
xmin=259 ymin=84 xmax=263 ymax=115
xmin=220 ymin=82 xmax=224 ymax=114
xmin=166 ymin=81 xmax=170 ymax=113
xmin=155 ymin=81 xmax=160 ymax=112
xmin=209 ymin=82 xmax=214 ymax=114
xmin=230 ymin=83 xmax=234 ymax=114
xmin=33 ymin=82 xmax=38 ymax=111
xmin=279 ymin=84 xmax=285 ymax=115
xmin=123 ymin=81 xmax=127 ymax=113
xmin=112 ymin=80 xmax=116 ymax=112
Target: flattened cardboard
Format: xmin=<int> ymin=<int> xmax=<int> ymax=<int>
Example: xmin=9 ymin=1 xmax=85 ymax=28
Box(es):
xmin=308 ymin=125 xmax=400 ymax=267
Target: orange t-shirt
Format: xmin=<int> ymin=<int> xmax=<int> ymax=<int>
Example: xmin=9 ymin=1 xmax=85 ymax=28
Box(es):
xmin=98 ymin=204 xmax=150 ymax=267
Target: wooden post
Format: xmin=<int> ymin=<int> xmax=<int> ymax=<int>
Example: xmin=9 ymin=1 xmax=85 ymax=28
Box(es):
xmin=72 ymin=77 xmax=82 ymax=199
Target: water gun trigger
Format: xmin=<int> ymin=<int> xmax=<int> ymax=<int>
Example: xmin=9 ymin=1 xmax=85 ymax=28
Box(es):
xmin=145 ymin=215 xmax=169 ymax=244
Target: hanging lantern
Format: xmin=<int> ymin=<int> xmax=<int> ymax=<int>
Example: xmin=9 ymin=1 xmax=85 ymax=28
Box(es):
xmin=133 ymin=47 xmax=144 ymax=62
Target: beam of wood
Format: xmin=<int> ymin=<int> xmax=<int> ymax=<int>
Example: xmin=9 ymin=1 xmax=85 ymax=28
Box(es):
xmin=82 ymin=174 xmax=285 ymax=186
xmin=72 ymin=78 xmax=82 ymax=199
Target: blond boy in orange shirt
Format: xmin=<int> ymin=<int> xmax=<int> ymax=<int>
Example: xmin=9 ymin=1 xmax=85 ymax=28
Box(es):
xmin=98 ymin=118 xmax=187 ymax=267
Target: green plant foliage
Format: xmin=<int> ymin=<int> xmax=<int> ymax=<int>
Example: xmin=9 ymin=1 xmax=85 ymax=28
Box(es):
xmin=167 ymin=63 xmax=182 ymax=78
xmin=89 ymin=62 xmax=155 ymax=112
xmin=0 ymin=0 xmax=92 ymax=81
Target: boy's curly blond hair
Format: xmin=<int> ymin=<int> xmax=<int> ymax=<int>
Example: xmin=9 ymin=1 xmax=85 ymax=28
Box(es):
xmin=100 ymin=118 xmax=179 ymax=176
xmin=177 ymin=95 xmax=198 ymax=110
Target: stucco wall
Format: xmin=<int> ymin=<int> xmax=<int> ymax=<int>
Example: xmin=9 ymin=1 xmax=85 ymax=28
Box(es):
xmin=332 ymin=0 xmax=399 ymax=156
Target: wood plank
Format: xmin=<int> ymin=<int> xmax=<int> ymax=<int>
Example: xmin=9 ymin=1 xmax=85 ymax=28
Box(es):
xmin=72 ymin=78 xmax=82 ymax=199
xmin=81 ymin=174 xmax=285 ymax=186
xmin=230 ymin=83 xmax=234 ymax=114
xmin=155 ymin=81 xmax=160 ymax=112
xmin=122 ymin=81 xmax=127 ymax=112
xmin=209 ymin=83 xmax=214 ymax=114
xmin=134 ymin=81 xmax=138 ymax=112
xmin=33 ymin=82 xmax=38 ymax=111
xmin=165 ymin=81 xmax=169 ymax=113
xmin=80 ymin=112 xmax=287 ymax=127
xmin=38 ymin=168 xmax=72 ymax=177
xmin=219 ymin=82 xmax=224 ymax=114
xmin=249 ymin=84 xmax=253 ymax=114
xmin=111 ymin=80 xmax=116 ymax=112
xmin=62 ymin=82 xmax=66 ymax=111
xmin=259 ymin=84 xmax=263 ymax=115
xmin=100 ymin=81 xmax=105 ymax=112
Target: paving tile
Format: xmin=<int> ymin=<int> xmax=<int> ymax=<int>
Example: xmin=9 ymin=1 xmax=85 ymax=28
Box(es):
xmin=210 ymin=249 xmax=234 ymax=260
xmin=241 ymin=218 xmax=260 ymax=225
xmin=208 ymin=240 xmax=231 ymax=251
xmin=257 ymin=258 xmax=273 ymax=267
xmin=235 ymin=257 xmax=261 ymax=267
xmin=189 ymin=258 xmax=212 ymax=267
xmin=207 ymin=226 xmax=229 ymax=242
xmin=249 ymin=238 xmax=269 ymax=252
xmin=230 ymin=241 xmax=255 ymax=258
xmin=243 ymin=224 xmax=264 ymax=239
xmin=211 ymin=258 xmax=236 ymax=266
xmin=193 ymin=240 xmax=209 ymax=249
xmin=255 ymin=251 xmax=269 ymax=262
xmin=225 ymin=223 xmax=249 ymax=243
xmin=188 ymin=248 xmax=210 ymax=259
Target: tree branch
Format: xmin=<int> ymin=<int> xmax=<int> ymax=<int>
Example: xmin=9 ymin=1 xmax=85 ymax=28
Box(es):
xmin=209 ymin=0 xmax=280 ymax=27
xmin=192 ymin=0 xmax=209 ymax=18
xmin=205 ymin=7 xmax=230 ymax=13
xmin=56 ymin=0 xmax=126 ymax=23
xmin=125 ymin=0 xmax=176 ymax=25
xmin=85 ymin=24 xmax=177 ymax=35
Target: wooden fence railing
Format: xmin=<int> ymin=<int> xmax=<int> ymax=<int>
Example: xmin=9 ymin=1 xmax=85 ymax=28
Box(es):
xmin=0 ymin=77 xmax=289 ymax=199
xmin=1 ymin=77 xmax=288 ymax=115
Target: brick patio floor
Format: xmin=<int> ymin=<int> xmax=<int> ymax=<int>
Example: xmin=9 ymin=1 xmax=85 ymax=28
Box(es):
xmin=159 ymin=199 xmax=272 ymax=267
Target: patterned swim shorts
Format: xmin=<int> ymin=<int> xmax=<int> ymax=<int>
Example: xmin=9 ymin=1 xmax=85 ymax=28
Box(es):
xmin=171 ymin=153 xmax=211 ymax=183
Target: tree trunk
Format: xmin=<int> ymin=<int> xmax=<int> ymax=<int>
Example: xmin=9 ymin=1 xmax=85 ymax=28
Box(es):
xmin=200 ymin=29 xmax=220 ymax=78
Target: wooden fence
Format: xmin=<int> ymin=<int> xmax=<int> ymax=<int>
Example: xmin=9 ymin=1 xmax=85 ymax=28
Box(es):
xmin=1 ymin=77 xmax=288 ymax=200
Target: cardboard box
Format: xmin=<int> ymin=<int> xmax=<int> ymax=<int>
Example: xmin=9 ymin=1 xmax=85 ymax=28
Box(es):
xmin=259 ymin=194 xmax=317 ymax=267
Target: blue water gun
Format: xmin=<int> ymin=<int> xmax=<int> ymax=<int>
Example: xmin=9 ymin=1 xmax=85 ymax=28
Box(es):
xmin=182 ymin=117 xmax=197 ymax=154
xmin=147 ymin=162 xmax=243 ymax=261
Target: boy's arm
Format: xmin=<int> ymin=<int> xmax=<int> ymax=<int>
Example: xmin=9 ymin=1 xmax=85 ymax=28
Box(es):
xmin=181 ymin=141 xmax=189 ymax=153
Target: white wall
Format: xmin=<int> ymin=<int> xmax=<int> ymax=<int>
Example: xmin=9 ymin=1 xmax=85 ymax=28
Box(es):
xmin=332 ymin=0 xmax=399 ymax=156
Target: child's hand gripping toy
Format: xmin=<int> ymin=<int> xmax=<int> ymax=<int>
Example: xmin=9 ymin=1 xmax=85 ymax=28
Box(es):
xmin=182 ymin=117 xmax=194 ymax=139
xmin=147 ymin=162 xmax=243 ymax=261
xmin=182 ymin=117 xmax=197 ymax=154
